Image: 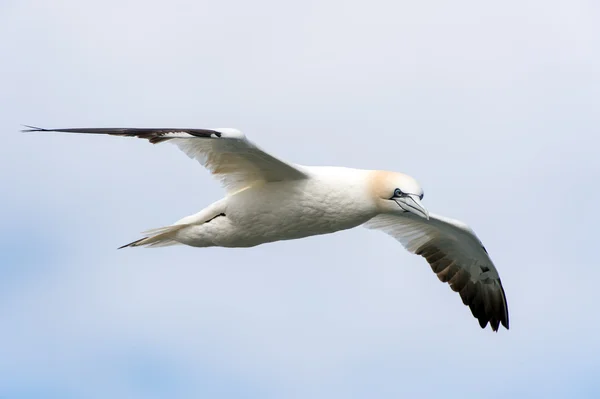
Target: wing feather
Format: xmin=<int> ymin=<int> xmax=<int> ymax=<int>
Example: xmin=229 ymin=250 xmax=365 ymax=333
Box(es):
xmin=22 ymin=126 xmax=307 ymax=193
xmin=364 ymin=213 xmax=509 ymax=331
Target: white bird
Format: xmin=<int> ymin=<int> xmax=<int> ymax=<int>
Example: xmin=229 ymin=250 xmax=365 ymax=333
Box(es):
xmin=24 ymin=125 xmax=509 ymax=331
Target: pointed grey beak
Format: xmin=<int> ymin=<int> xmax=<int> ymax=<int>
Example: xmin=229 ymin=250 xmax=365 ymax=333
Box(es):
xmin=394 ymin=194 xmax=429 ymax=220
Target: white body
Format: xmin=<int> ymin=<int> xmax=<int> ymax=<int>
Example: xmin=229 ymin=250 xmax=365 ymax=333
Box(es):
xmin=174 ymin=167 xmax=376 ymax=247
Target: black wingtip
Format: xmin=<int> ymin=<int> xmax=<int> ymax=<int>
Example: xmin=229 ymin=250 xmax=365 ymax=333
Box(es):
xmin=21 ymin=124 xmax=46 ymax=132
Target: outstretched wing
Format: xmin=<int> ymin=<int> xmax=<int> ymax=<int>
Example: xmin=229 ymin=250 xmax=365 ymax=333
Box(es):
xmin=364 ymin=212 xmax=509 ymax=331
xmin=22 ymin=125 xmax=308 ymax=193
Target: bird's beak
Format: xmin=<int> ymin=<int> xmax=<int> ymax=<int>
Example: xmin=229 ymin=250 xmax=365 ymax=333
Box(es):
xmin=394 ymin=194 xmax=429 ymax=220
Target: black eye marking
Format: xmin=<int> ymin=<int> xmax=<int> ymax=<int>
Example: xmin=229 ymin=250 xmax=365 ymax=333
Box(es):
xmin=480 ymin=266 xmax=490 ymax=273
xmin=419 ymin=193 xmax=424 ymax=200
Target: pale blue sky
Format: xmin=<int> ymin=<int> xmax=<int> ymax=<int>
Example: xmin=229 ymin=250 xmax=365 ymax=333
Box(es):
xmin=1 ymin=0 xmax=599 ymax=398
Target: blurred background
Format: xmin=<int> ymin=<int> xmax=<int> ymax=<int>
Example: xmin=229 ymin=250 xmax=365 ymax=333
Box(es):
xmin=1 ymin=0 xmax=598 ymax=397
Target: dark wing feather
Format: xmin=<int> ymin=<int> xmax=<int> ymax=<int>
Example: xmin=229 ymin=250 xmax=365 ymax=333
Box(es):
xmin=22 ymin=125 xmax=221 ymax=143
xmin=416 ymin=242 xmax=508 ymax=331
xmin=364 ymin=213 xmax=509 ymax=332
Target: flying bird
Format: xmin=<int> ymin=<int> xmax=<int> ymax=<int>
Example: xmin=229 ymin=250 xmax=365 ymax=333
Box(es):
xmin=23 ymin=125 xmax=509 ymax=331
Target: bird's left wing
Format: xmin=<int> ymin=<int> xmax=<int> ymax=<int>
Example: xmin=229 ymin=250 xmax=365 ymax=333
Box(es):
xmin=364 ymin=213 xmax=509 ymax=331
xmin=22 ymin=125 xmax=307 ymax=193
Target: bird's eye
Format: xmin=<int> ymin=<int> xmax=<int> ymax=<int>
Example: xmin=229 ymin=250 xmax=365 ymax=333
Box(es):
xmin=420 ymin=193 xmax=424 ymax=200
xmin=394 ymin=188 xmax=404 ymax=197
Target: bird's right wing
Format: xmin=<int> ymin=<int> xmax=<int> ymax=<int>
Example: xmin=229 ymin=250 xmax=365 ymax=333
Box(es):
xmin=364 ymin=212 xmax=509 ymax=331
xmin=22 ymin=125 xmax=308 ymax=193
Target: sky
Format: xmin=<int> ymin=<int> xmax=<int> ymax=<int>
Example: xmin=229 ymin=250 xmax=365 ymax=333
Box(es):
xmin=1 ymin=0 xmax=599 ymax=397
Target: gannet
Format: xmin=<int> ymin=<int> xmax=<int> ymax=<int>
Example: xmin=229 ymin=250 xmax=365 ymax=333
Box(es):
xmin=23 ymin=125 xmax=509 ymax=331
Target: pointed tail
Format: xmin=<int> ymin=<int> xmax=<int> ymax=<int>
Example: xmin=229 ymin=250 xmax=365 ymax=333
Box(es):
xmin=118 ymin=225 xmax=188 ymax=249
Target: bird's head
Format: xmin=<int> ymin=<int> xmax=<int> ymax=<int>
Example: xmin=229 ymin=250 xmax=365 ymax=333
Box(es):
xmin=370 ymin=171 xmax=429 ymax=219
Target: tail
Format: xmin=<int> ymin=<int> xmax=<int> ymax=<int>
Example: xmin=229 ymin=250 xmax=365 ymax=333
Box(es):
xmin=118 ymin=224 xmax=188 ymax=249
